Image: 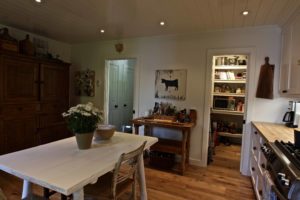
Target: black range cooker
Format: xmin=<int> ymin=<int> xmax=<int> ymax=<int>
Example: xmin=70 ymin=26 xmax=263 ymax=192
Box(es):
xmin=262 ymin=140 xmax=300 ymax=200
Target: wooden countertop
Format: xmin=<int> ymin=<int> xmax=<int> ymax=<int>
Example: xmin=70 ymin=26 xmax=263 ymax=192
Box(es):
xmin=252 ymin=121 xmax=296 ymax=143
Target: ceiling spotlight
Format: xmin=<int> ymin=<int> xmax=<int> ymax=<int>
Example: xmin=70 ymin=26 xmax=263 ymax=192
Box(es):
xmin=100 ymin=29 xmax=105 ymax=33
xmin=160 ymin=21 xmax=165 ymax=26
xmin=35 ymin=0 xmax=42 ymax=3
xmin=242 ymin=10 xmax=249 ymax=16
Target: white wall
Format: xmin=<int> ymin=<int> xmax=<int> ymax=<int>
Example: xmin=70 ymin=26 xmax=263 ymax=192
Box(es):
xmin=0 ymin=24 xmax=71 ymax=62
xmin=71 ymin=25 xmax=290 ymax=167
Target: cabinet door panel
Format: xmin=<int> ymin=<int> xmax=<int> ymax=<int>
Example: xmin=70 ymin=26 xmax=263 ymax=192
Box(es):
xmin=280 ymin=28 xmax=292 ymax=93
xmin=4 ymin=116 xmax=37 ymax=153
xmin=280 ymin=14 xmax=300 ymax=95
xmin=0 ymin=120 xmax=4 ymax=155
xmin=39 ymin=114 xmax=64 ymax=128
xmin=40 ymin=64 xmax=69 ymax=102
xmin=289 ymin=16 xmax=300 ymax=94
xmin=38 ymin=125 xmax=71 ymax=145
xmin=3 ymin=57 xmax=39 ymax=102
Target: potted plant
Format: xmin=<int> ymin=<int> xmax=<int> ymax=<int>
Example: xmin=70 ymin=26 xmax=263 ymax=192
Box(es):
xmin=62 ymin=102 xmax=103 ymax=149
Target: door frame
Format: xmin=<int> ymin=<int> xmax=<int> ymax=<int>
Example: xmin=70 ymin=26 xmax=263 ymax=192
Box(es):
xmin=104 ymin=58 xmax=138 ymax=126
xmin=203 ymin=47 xmax=256 ymax=175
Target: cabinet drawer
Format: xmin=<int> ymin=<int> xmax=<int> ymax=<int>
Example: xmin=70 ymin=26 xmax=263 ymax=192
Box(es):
xmin=252 ymin=127 xmax=261 ymax=144
xmin=250 ymin=155 xmax=258 ymax=186
xmin=258 ymin=152 xmax=267 ymax=174
xmin=256 ymin=175 xmax=263 ymax=200
xmin=251 ymin=135 xmax=259 ymax=161
xmin=41 ymin=103 xmax=68 ymax=114
xmin=39 ymin=113 xmax=65 ymax=128
xmin=1 ymin=104 xmax=39 ymax=117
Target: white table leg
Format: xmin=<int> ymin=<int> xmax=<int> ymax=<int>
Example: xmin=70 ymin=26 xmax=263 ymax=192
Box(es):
xmin=137 ymin=155 xmax=147 ymax=200
xmin=72 ymin=188 xmax=84 ymax=200
xmin=22 ymin=180 xmax=32 ymax=199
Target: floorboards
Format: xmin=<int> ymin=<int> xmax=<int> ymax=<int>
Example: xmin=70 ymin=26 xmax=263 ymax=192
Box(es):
xmin=0 ymin=144 xmax=255 ymax=200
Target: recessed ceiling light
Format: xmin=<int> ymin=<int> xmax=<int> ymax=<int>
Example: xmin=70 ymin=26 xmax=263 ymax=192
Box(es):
xmin=242 ymin=10 xmax=249 ymax=16
xmin=160 ymin=21 xmax=165 ymax=26
xmin=100 ymin=29 xmax=105 ymax=33
xmin=35 ymin=0 xmax=42 ymax=3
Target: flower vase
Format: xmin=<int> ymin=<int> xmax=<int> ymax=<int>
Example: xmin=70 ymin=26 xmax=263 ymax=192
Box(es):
xmin=75 ymin=132 xmax=94 ymax=150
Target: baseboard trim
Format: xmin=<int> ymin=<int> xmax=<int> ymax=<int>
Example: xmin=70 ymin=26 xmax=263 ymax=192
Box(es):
xmin=189 ymin=158 xmax=206 ymax=167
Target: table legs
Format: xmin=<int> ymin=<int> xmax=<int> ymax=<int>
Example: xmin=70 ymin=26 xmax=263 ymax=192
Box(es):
xmin=22 ymin=180 xmax=32 ymax=199
xmin=186 ymin=130 xmax=191 ymax=164
xmin=137 ymin=155 xmax=147 ymax=200
xmin=72 ymin=189 xmax=84 ymax=200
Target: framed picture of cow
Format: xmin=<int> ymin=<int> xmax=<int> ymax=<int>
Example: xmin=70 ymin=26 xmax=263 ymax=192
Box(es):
xmin=155 ymin=69 xmax=187 ymax=100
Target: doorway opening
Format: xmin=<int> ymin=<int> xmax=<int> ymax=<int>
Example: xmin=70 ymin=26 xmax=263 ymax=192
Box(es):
xmin=208 ymin=54 xmax=249 ymax=171
xmin=104 ymin=59 xmax=136 ymax=132
xmin=203 ymin=48 xmax=256 ymax=174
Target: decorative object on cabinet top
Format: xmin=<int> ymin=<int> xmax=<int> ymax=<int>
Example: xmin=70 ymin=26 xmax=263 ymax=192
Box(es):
xmin=0 ymin=28 xmax=18 ymax=52
xmin=19 ymin=34 xmax=35 ymax=56
xmin=0 ymin=27 xmax=66 ymax=63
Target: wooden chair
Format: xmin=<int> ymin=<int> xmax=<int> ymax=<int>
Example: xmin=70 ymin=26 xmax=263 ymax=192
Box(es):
xmin=84 ymin=141 xmax=147 ymax=200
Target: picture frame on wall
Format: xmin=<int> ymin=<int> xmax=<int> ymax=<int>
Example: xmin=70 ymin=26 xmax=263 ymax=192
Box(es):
xmin=74 ymin=69 xmax=95 ymax=97
xmin=155 ymin=69 xmax=187 ymax=100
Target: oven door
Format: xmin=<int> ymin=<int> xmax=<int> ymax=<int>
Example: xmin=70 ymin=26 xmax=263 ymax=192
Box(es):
xmin=263 ymin=170 xmax=287 ymax=200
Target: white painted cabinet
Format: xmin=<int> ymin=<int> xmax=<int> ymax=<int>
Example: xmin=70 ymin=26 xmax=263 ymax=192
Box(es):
xmin=250 ymin=125 xmax=267 ymax=200
xmin=280 ymin=14 xmax=300 ymax=96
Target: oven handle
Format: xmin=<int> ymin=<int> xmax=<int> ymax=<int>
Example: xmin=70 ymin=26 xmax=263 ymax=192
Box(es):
xmin=271 ymin=185 xmax=287 ymax=200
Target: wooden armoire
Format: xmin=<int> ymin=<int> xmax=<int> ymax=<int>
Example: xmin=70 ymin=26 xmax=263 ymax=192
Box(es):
xmin=0 ymin=51 xmax=71 ymax=155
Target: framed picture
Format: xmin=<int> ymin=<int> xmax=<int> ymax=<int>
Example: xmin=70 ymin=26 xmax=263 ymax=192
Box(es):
xmin=155 ymin=69 xmax=187 ymax=100
xmin=74 ymin=69 xmax=95 ymax=97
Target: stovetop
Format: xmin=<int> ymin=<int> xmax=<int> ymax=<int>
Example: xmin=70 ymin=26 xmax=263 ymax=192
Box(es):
xmin=274 ymin=140 xmax=300 ymax=171
xmin=265 ymin=140 xmax=300 ymax=200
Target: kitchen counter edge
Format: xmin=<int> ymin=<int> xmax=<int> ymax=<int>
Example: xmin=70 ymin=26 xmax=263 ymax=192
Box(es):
xmin=252 ymin=121 xmax=295 ymax=143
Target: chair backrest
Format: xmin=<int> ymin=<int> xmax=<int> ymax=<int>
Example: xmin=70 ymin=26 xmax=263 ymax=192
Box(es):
xmin=111 ymin=141 xmax=146 ymax=197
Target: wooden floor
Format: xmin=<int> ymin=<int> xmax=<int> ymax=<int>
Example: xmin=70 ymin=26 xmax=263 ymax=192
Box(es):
xmin=0 ymin=144 xmax=255 ymax=200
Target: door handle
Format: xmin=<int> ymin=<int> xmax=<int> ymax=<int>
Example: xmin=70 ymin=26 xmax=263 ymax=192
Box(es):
xmin=114 ymin=105 xmax=118 ymax=108
xmin=124 ymin=104 xmax=127 ymax=107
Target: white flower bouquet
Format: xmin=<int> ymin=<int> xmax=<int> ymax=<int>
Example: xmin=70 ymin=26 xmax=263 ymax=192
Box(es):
xmin=62 ymin=102 xmax=103 ymax=134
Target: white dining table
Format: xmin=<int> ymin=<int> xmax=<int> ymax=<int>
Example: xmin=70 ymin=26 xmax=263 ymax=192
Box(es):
xmin=0 ymin=132 xmax=158 ymax=200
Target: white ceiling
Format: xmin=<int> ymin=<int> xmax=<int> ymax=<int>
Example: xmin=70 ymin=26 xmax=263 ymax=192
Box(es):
xmin=0 ymin=0 xmax=300 ymax=44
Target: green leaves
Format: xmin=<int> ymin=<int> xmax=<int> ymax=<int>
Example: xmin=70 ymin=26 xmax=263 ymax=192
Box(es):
xmin=62 ymin=102 xmax=103 ymax=134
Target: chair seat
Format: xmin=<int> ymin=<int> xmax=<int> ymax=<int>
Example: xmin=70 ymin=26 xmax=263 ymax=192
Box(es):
xmin=84 ymin=172 xmax=134 ymax=200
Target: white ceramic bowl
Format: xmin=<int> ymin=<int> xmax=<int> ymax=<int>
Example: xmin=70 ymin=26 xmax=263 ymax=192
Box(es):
xmin=94 ymin=124 xmax=115 ymax=140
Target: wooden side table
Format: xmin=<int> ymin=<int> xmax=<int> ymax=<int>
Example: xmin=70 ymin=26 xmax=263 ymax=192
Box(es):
xmin=132 ymin=117 xmax=195 ymax=175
